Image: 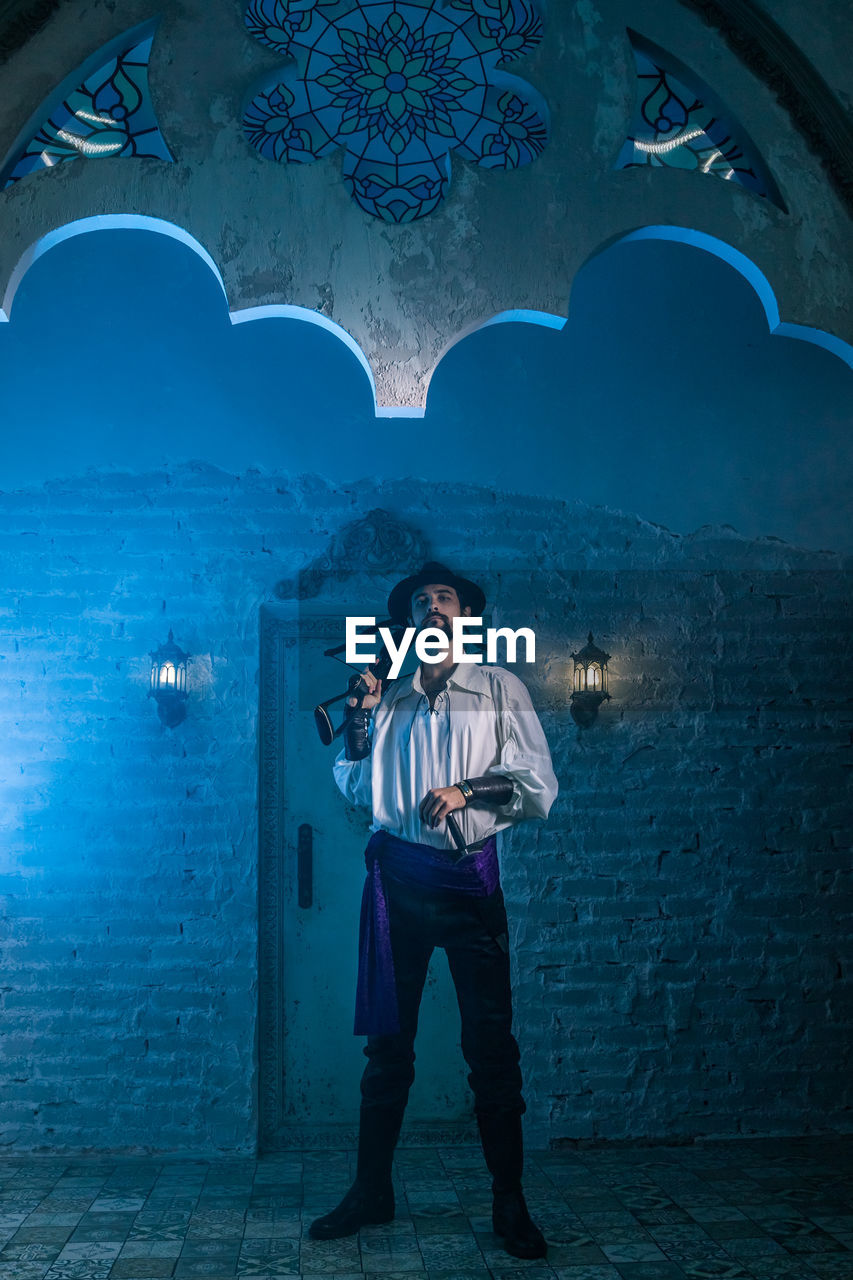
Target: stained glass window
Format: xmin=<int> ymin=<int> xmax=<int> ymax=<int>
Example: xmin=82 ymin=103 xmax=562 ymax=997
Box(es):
xmin=0 ymin=19 xmax=172 ymax=189
xmin=616 ymin=30 xmax=786 ymax=211
xmin=242 ymin=0 xmax=549 ymax=222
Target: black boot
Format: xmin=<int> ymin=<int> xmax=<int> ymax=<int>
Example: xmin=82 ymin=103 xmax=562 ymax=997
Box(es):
xmin=308 ymin=1105 xmax=404 ymax=1239
xmin=477 ymin=1111 xmax=547 ymax=1260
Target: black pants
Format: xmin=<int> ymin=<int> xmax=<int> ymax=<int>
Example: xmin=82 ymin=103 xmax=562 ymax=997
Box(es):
xmin=360 ymin=872 xmax=525 ymax=1117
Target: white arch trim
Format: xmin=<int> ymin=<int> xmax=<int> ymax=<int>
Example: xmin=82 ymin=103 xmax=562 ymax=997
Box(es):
xmin=2 ymin=218 xmax=851 ymax=415
xmin=589 ymin=226 xmax=853 ymax=371
xmin=0 ymin=213 xmax=380 ymax=407
xmin=423 ymin=224 xmax=853 ymax=406
xmin=423 ymin=308 xmax=566 ymax=410
xmin=230 ymin=303 xmax=378 ymax=402
xmin=1 ymin=214 xmax=227 ymax=318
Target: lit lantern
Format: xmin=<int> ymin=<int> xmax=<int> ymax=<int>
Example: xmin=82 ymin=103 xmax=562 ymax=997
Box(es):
xmin=570 ymin=632 xmax=611 ymax=727
xmin=149 ymin=630 xmax=191 ymax=726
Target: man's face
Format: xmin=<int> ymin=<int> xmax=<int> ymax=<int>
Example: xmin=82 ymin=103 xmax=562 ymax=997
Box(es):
xmin=410 ymin=583 xmax=471 ymax=634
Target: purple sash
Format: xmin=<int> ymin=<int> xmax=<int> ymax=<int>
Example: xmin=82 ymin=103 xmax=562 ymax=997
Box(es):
xmin=354 ymin=828 xmax=500 ymax=1037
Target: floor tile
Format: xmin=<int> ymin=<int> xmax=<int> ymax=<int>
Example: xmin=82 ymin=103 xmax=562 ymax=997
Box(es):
xmin=11 ymin=1225 xmax=77 ymax=1244
xmin=599 ymin=1241 xmax=669 ymax=1263
xmin=715 ymin=1234 xmax=788 ymax=1257
xmin=44 ymin=1263 xmax=114 ymax=1280
xmin=745 ymin=1260 xmax=821 ymax=1277
xmin=552 ymin=1268 xmax=622 ymax=1280
xmin=237 ymin=1254 xmax=300 ymax=1277
xmin=674 ymin=1263 xmax=751 ymax=1279
xmin=55 ymin=1241 xmax=124 ymax=1261
xmin=806 ymin=1259 xmax=853 ymax=1278
xmin=609 ymin=1265 xmax=688 ymax=1279
xmin=0 ymin=1141 xmax=846 ymax=1279
xmin=110 ymin=1263 xmax=178 ymax=1279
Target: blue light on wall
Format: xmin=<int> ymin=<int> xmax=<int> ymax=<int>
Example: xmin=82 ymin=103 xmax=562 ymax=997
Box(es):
xmin=1 ymin=218 xmax=852 ymax=552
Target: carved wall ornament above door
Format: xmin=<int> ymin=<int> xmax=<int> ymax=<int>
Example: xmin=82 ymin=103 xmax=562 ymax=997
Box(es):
xmin=275 ymin=507 xmax=431 ymax=600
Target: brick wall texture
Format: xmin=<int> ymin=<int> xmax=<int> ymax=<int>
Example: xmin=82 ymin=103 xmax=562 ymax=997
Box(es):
xmin=1 ymin=463 xmax=850 ymax=1152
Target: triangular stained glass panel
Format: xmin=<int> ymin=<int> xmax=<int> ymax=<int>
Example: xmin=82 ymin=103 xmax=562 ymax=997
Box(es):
xmin=0 ymin=18 xmax=173 ymax=189
xmin=616 ymin=29 xmax=786 ymax=212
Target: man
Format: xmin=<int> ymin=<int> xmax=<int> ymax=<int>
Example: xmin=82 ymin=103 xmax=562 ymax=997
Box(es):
xmin=309 ymin=562 xmax=558 ymax=1259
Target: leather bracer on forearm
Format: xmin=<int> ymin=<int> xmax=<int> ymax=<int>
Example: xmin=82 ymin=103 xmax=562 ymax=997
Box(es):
xmin=460 ymin=774 xmax=514 ymax=806
xmin=343 ymin=707 xmax=372 ymax=761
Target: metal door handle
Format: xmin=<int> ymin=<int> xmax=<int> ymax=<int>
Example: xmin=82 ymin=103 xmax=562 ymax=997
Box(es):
xmin=297 ymin=823 xmax=313 ymax=908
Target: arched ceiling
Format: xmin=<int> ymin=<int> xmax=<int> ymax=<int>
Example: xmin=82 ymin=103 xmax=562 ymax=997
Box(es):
xmin=4 ymin=0 xmax=849 ymax=209
xmin=0 ymin=0 xmax=850 ymax=405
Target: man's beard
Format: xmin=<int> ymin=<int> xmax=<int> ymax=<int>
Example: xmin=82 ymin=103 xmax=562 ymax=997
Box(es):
xmin=417 ymin=612 xmax=451 ymax=634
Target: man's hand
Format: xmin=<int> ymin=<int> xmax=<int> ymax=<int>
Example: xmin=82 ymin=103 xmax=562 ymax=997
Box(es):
xmin=347 ymin=668 xmax=383 ymax=711
xmin=419 ymin=785 xmax=467 ymax=829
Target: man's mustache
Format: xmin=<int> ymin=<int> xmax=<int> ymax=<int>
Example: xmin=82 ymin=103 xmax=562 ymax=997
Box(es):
xmin=418 ymin=612 xmax=450 ymax=629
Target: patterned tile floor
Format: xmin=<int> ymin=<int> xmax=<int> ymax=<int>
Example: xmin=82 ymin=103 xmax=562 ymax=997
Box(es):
xmin=0 ymin=1137 xmax=851 ymax=1280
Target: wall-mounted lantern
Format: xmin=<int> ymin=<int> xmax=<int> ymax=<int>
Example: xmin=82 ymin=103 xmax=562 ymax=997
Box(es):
xmin=149 ymin=630 xmax=191 ymax=727
xmin=570 ymin=632 xmax=611 ymax=728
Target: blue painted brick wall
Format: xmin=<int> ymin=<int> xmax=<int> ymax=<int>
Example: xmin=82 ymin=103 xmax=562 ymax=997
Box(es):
xmin=0 ymin=463 xmax=850 ymax=1151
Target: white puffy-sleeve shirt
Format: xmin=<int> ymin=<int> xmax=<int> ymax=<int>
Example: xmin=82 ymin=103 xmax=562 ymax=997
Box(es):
xmin=333 ymin=663 xmax=558 ymax=850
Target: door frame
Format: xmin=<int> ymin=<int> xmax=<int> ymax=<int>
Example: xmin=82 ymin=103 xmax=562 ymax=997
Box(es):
xmin=257 ymin=604 xmax=478 ymax=1150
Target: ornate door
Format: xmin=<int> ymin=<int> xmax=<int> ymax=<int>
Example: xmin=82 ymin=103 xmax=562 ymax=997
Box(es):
xmin=258 ymin=605 xmax=475 ymax=1149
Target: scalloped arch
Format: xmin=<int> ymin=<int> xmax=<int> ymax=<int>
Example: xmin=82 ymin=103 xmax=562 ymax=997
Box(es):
xmin=0 ymin=213 xmax=380 ymax=404
xmin=423 ymin=222 xmax=853 ymax=407
xmin=590 ymin=226 xmax=853 ymax=369
xmin=2 ymin=217 xmax=851 ymax=420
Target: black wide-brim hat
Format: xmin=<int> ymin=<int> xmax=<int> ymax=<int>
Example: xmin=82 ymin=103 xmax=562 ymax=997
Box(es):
xmin=387 ymin=561 xmax=486 ymax=624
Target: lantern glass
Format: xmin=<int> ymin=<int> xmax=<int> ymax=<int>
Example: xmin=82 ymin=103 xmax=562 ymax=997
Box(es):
xmin=148 ymin=632 xmax=191 ymax=726
xmin=589 ymin=663 xmax=601 ymax=690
